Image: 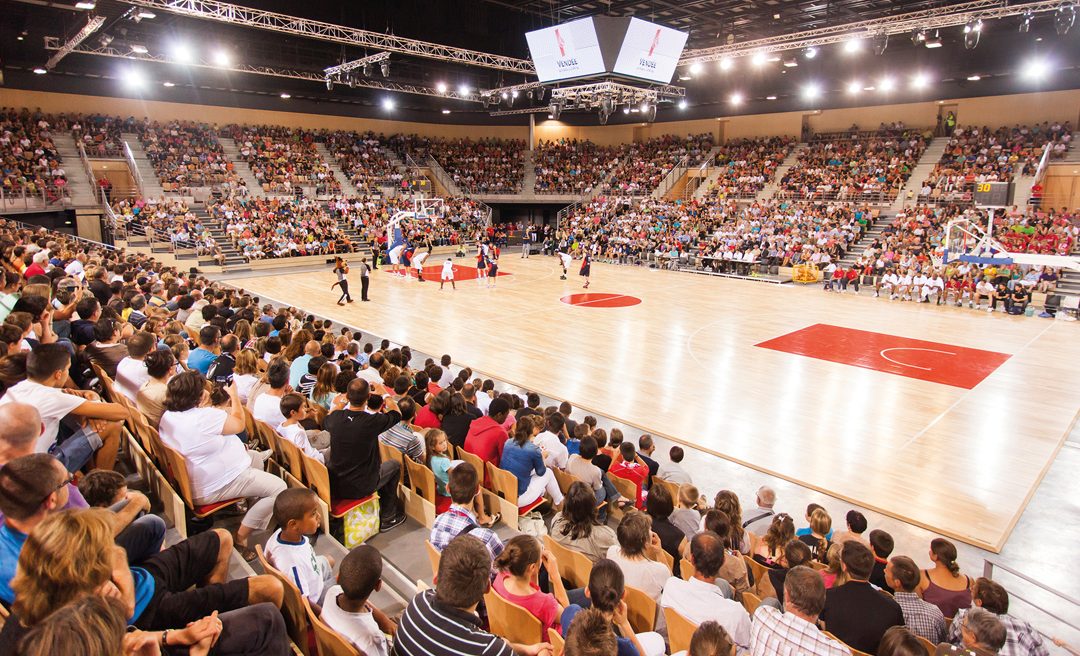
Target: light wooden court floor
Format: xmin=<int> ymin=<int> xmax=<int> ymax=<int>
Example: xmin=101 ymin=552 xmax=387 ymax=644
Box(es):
xmin=235 ymin=256 xmax=1080 ymax=552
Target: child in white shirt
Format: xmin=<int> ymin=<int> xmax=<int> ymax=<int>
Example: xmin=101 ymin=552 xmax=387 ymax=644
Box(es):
xmin=278 ymin=393 xmax=329 ymax=462
xmin=264 ymin=488 xmax=335 ymax=607
xmin=321 ymin=545 xmax=397 ymax=656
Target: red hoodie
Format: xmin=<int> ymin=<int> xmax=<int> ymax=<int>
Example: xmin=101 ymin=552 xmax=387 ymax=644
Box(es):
xmin=463 ymin=416 xmax=508 ymax=470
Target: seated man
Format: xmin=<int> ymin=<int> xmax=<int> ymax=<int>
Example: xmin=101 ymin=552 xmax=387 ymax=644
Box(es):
xmin=886 ymin=555 xmax=947 ymax=644
xmin=868 ymin=529 xmax=895 ymax=593
xmin=463 ymin=397 xmax=511 ymax=471
xmin=660 ymin=531 xmax=751 ymax=650
xmin=948 ymin=608 xmax=1008 ymax=656
xmin=750 ymin=566 xmax=849 ymax=656
xmin=1008 ymin=285 xmax=1028 ymax=315
xmin=820 ymin=541 xmax=904 ymax=654
xmin=395 ymin=534 xmax=551 ymax=656
xmin=378 ymin=396 xmax=424 ymax=463
xmin=0 ymin=343 xmax=127 ymax=471
xmin=946 ymin=578 xmax=1048 ymax=656
xmin=0 ymin=453 xmax=283 ymax=626
xmin=430 ymin=462 xmax=502 ymax=560
xmin=114 ymin=331 xmax=155 ymax=402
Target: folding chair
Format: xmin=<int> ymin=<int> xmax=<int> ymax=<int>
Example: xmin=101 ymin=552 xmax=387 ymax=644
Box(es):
xmin=486 ymin=461 xmax=544 ymax=531
xmin=484 ymin=591 xmax=544 ymax=645
xmin=402 ymin=456 xmax=437 ymax=528
xmin=624 ymin=585 xmax=658 ymax=633
xmin=664 ymin=606 xmax=698 ymax=655
xmin=256 ymin=544 xmax=315 ymax=656
xmin=543 ymin=534 xmax=594 ymax=590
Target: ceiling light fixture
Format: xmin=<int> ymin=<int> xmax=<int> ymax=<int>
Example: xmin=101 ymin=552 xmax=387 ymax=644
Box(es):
xmin=751 ymin=52 xmax=767 ymax=66
xmin=122 ymin=68 xmax=145 ymax=89
xmin=75 ymin=1 xmax=95 ymax=9
xmin=1022 ymin=57 xmax=1050 ymax=81
xmin=458 ymin=84 xmax=470 ymax=96
xmin=279 ymin=92 xmax=291 ymax=99
xmin=136 ymin=10 xmax=156 ymax=19
xmin=163 ymin=81 xmax=175 ymax=87
xmin=678 ymin=99 xmax=688 ymax=110
xmin=1056 ymin=2 xmax=1076 ymax=34
xmin=212 ymin=50 xmax=230 ymax=67
xmin=766 ymin=95 xmax=777 ymax=100
xmin=130 ymin=44 xmax=148 ymax=54
xmin=32 ymin=67 xmax=47 ymax=75
xmin=803 ymin=82 xmax=821 ymax=100
xmin=924 ymin=31 xmax=943 ymax=48
xmin=729 ymin=92 xmax=743 ymax=105
xmin=689 ymin=62 xmax=703 ymax=75
xmin=964 ymin=18 xmax=983 ymax=49
xmin=967 ymin=74 xmax=981 ymax=81
xmin=441 ymin=109 xmax=451 ymax=114
xmin=382 ymin=97 xmax=395 ymax=110
xmin=783 ymin=57 xmax=798 ymax=67
xmin=847 ymin=80 xmax=862 ymax=94
xmin=436 ymin=82 xmax=448 ymax=94
xmin=719 ymin=57 xmax=733 ymax=71
xmin=804 ymin=47 xmax=818 ymax=59
xmin=878 ymin=76 xmax=895 ymax=92
xmin=911 ymin=72 xmax=930 ymax=89
xmin=843 ymin=37 xmax=862 ymax=54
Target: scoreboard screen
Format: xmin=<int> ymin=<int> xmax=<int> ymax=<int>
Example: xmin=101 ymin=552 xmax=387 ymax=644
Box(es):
xmin=973 ymin=181 xmax=1014 ymax=207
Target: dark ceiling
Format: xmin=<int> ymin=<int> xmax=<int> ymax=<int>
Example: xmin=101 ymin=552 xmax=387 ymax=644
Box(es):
xmin=2 ymin=0 xmax=1079 ymax=126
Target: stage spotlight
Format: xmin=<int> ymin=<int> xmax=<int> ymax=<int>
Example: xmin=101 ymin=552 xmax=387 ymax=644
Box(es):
xmin=347 ymin=73 xmax=356 ymax=89
xmin=171 ymin=42 xmax=193 ymax=64
xmin=911 ymin=72 xmax=930 ymax=89
xmin=212 ymin=50 xmax=230 ymax=67
xmin=847 ymin=80 xmax=862 ymax=95
xmin=967 ymin=74 xmax=981 ymax=81
xmin=804 ymin=47 xmax=818 ymax=59
xmin=678 ymin=99 xmax=688 ymax=110
xmin=623 ymin=107 xmax=630 ymax=114
xmin=536 ymin=88 xmax=545 ymax=101
xmin=729 ymin=92 xmax=743 ymax=106
xmin=783 ymin=57 xmax=798 ymax=68
xmin=924 ymin=30 xmax=943 ymax=48
xmin=1022 ymin=57 xmax=1050 ymax=81
xmin=500 ymin=91 xmax=508 ymax=100
xmin=964 ymin=19 xmax=983 ymax=49
xmin=162 ymin=81 xmax=175 ymax=87
xmin=802 ymin=82 xmax=821 ymax=100
xmin=382 ymin=97 xmax=395 ymax=111
xmin=878 ymin=76 xmax=895 ymax=92
xmin=872 ymin=32 xmax=889 ymax=55
xmin=380 ymin=61 xmax=389 ymax=77
xmin=1020 ymin=10 xmax=1034 ymax=32
xmin=643 ymin=103 xmax=656 ymax=123
xmin=361 ymin=63 xmax=371 ymax=77
xmin=719 ymin=57 xmax=733 ymax=71
xmin=843 ymin=37 xmax=862 ymax=54
xmin=122 ymin=67 xmax=146 ymax=89
xmin=458 ymin=84 xmax=470 ymax=96
xmin=436 ymin=82 xmax=448 ymax=94
xmin=131 ymin=44 xmax=148 ymax=54
xmin=1056 ymin=3 xmax=1076 ymax=34
xmin=527 ymin=90 xmax=533 ymax=99
xmin=911 ymin=29 xmax=926 ymax=45
xmin=441 ymin=109 xmax=451 ymax=114
xmin=550 ymin=100 xmax=562 ymax=120
xmin=325 ymin=78 xmax=333 ymax=91
xmin=75 ymin=1 xmax=95 ymax=9
xmin=689 ymin=62 xmax=703 ymax=76
xmin=751 ymin=52 xmax=766 ymax=67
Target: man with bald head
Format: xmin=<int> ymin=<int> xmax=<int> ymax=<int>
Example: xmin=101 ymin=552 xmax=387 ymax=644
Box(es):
xmin=0 ymin=402 xmax=164 ymax=564
xmin=743 ymin=485 xmax=778 ymax=535
xmin=324 ymin=378 xmax=406 ymax=532
xmin=290 ymin=340 xmax=321 ymax=388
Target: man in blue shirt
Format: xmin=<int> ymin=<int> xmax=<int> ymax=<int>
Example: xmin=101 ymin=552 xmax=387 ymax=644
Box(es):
xmin=0 ymin=453 xmax=71 ymax=603
xmin=186 ymin=325 xmax=221 ymax=376
xmin=289 ymin=340 xmax=320 ymax=389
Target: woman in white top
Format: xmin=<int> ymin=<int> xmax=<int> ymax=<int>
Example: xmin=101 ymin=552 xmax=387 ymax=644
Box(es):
xmin=605 ymin=512 xmax=671 ymax=604
xmin=231 ymin=349 xmax=261 ymax=405
xmin=158 ymin=370 xmax=286 ymax=561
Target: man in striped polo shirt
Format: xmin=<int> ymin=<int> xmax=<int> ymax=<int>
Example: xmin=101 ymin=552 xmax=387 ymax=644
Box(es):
xmin=393 ymin=535 xmax=551 ymax=656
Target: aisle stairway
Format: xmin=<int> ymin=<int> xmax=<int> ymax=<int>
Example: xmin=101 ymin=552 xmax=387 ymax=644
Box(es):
xmin=521 ymin=149 xmax=536 ymax=195
xmin=50 ymin=133 xmax=102 ymax=206
xmin=192 ymin=204 xmax=249 ymax=269
xmin=121 ymin=133 xmax=166 ymax=198
xmin=837 ymin=212 xmax=898 ymax=267
xmin=889 ymin=138 xmax=948 ymax=212
xmin=313 ymin=143 xmax=360 ymax=197
xmin=218 ymin=139 xmax=266 ymax=197
xmin=756 ymin=143 xmax=806 ymax=201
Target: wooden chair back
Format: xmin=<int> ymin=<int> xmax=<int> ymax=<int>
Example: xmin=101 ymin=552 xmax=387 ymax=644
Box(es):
xmin=302 ymin=452 xmax=333 ymax=508
xmin=158 ymin=442 xmax=196 ymax=506
xmin=551 ymin=467 xmax=578 ymax=496
xmin=485 ymin=462 xmax=520 ymax=505
xmin=542 ymin=534 xmax=593 ymax=590
xmin=404 ymin=457 xmax=437 ymax=504
xmin=744 ymin=555 xmax=768 ymax=589
xmin=654 ymin=477 xmax=681 ymax=504
xmin=623 ymin=585 xmax=657 ymax=633
xmin=379 ymin=441 xmax=404 ymax=472
xmin=653 ymin=547 xmax=674 ymax=573
xmin=484 ymin=591 xmax=544 ymax=645
xmin=275 ymin=431 xmax=307 ymax=483
xmin=607 ymin=474 xmax=637 ymax=506
xmin=456 ymin=448 xmax=487 ymax=487
xmin=548 ymin=627 xmax=564 ymax=656
xmin=425 ymin=540 xmax=441 ymax=581
xmin=307 ymin=601 xmax=361 ymax=656
xmin=823 ymin=631 xmax=872 ymax=656
xmin=680 ymin=557 xmax=695 ymax=581
xmin=917 ymin=636 xmax=938 ymax=655
xmin=741 ymin=590 xmax=763 ymax=616
xmin=664 ymin=606 xmax=699 ymax=655
xmin=256 ymin=544 xmax=314 ymax=655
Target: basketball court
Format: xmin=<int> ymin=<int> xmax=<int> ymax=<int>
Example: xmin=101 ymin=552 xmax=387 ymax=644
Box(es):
xmin=237 ymin=256 xmax=1080 ymax=552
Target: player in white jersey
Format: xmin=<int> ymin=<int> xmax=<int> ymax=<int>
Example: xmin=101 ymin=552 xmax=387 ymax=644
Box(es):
xmin=882 ymin=271 xmax=900 ymax=299
xmin=440 ymin=258 xmax=456 ymax=290
xmin=922 ymin=273 xmax=945 ymax=304
xmin=897 ymin=271 xmax=914 ymax=301
xmin=412 ymin=244 xmax=432 ymax=282
xmin=558 ymin=251 xmax=572 ymax=280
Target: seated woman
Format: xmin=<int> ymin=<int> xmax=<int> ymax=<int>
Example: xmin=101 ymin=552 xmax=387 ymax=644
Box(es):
xmin=752 ymin=513 xmax=795 ymax=567
xmin=550 ymin=481 xmax=618 ymax=562
xmin=644 ymin=483 xmax=684 ymax=578
xmin=561 ymin=558 xmax=666 ymax=656
xmin=712 ymin=490 xmax=750 ymax=554
xmin=499 ymin=414 xmax=564 ymax=509
xmin=159 ymin=370 xmax=287 ymax=561
xmin=679 ymin=509 xmax=746 ymax=599
xmin=492 ymin=535 xmax=571 ymax=641
xmin=917 ymin=538 xmax=973 ymax=619
xmin=797 ymin=507 xmax=832 ymax=563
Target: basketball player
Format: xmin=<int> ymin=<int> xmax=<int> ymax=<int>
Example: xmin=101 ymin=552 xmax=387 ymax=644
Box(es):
xmin=558 ymin=251 xmax=572 ymax=280
xmin=413 ymin=242 xmax=432 ymax=282
xmin=579 ymin=251 xmax=591 ymax=289
xmin=386 ymin=214 xmax=408 ymax=277
xmin=440 ymin=258 xmax=456 ymax=290
xmin=882 ymin=269 xmax=900 ymax=300
xmin=476 ymin=242 xmax=488 ymax=285
xmin=330 ymin=256 xmax=353 ymax=305
xmin=487 ymin=251 xmax=499 ymax=288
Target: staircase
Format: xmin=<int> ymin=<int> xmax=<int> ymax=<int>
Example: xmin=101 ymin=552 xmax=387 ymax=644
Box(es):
xmin=756 ymin=143 xmax=807 ymax=202
xmin=889 ymin=138 xmax=948 ymax=212
xmin=521 ymin=149 xmax=537 ymax=195
xmin=1062 ymin=133 xmax=1080 ymax=162
xmin=192 ymin=205 xmax=249 ymax=270
xmin=50 ymin=133 xmax=101 ymax=206
xmin=218 ymin=139 xmax=266 ymax=197
xmin=121 ymin=134 xmax=166 ymax=198
xmin=663 ymin=172 xmax=691 ymax=201
xmin=837 ymin=212 xmax=899 ymax=268
xmin=313 ymin=144 xmax=360 ymax=197
xmin=1012 ymin=174 xmax=1036 ymax=207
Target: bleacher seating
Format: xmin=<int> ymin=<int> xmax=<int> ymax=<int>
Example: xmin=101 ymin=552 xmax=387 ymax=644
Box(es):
xmin=0 ymin=109 xmax=68 ymax=201
xmin=138 ymin=120 xmax=244 ymax=192
xmin=221 ymin=124 xmax=342 ymax=195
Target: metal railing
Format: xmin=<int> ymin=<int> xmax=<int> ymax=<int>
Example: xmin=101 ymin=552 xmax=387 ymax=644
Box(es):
xmin=123 ymin=141 xmax=145 ymax=198
xmin=556 ymin=201 xmax=580 ymax=232
xmin=0 ymin=183 xmax=70 ymax=212
xmin=983 ymin=559 xmax=1080 ymax=642
xmin=3 ymin=216 xmax=118 ymax=251
xmin=581 ymin=161 xmax=621 ymax=205
xmin=424 ymin=156 xmax=463 ymax=197
xmin=1028 ymin=143 xmax=1052 ymax=207
xmin=774 ymin=187 xmax=902 ymax=205
xmin=653 ymin=155 xmax=690 ymax=200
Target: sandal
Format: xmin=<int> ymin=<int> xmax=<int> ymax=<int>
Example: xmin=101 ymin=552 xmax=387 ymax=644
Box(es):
xmin=480 ymin=512 xmax=501 ymax=528
xmin=234 ymin=540 xmax=258 ymax=563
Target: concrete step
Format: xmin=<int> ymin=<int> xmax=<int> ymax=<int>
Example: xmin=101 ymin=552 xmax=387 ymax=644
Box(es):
xmin=121 ymin=134 xmax=166 ymax=198
xmin=218 ymin=139 xmax=266 ymax=197
xmin=761 ymin=143 xmax=806 ymax=202
xmin=313 ymin=143 xmax=360 ymax=197
xmin=49 ymin=133 xmax=101 ymax=206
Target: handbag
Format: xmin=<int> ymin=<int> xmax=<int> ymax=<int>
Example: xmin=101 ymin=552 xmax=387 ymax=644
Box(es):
xmin=343 ymin=495 xmax=381 ymax=548
xmin=518 ymin=511 xmax=547 ymax=538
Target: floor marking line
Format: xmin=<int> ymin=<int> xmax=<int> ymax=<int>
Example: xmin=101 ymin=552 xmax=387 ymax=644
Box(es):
xmin=879 ymin=347 xmax=957 ymax=371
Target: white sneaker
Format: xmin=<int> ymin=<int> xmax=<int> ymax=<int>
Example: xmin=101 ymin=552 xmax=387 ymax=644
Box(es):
xmin=987 ymin=307 xmax=993 ymax=313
